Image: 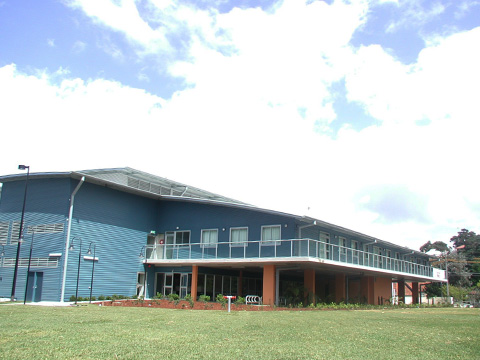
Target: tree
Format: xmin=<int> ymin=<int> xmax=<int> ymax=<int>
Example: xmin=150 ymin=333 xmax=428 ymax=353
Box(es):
xmin=450 ymin=229 xmax=480 ymax=285
xmin=420 ymin=240 xmax=449 ymax=253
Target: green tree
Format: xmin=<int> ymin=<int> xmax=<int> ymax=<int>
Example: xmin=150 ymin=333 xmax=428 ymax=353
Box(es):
xmin=450 ymin=229 xmax=480 ymax=285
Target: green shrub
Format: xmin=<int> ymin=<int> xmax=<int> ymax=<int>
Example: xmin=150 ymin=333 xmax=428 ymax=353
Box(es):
xmin=235 ymin=296 xmax=245 ymax=305
xmin=199 ymin=295 xmax=210 ymax=302
xmin=184 ymin=294 xmax=194 ymax=308
xmin=98 ymin=295 xmax=105 ymax=301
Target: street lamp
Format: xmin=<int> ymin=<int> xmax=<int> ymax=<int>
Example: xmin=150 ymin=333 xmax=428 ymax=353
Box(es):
xmin=69 ymin=237 xmax=82 ymax=305
xmin=11 ymin=164 xmax=30 ymax=302
xmin=24 ymin=231 xmax=35 ymax=305
xmin=87 ymin=242 xmax=96 ymax=303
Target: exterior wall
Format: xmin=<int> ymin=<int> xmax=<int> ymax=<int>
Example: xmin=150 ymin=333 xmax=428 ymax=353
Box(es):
xmin=0 ymin=178 xmax=70 ymax=301
xmin=65 ymin=181 xmax=158 ymax=301
xmin=156 ymin=200 xmax=296 ymax=251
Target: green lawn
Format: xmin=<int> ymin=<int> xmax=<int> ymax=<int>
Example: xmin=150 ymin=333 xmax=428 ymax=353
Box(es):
xmin=0 ymin=305 xmax=479 ymax=359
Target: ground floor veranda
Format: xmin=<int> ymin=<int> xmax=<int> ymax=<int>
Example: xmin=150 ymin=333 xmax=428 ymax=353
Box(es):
xmin=144 ymin=260 xmax=433 ymax=306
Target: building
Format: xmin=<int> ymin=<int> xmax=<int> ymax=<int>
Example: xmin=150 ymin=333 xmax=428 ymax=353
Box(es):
xmin=0 ymin=168 xmax=447 ymax=304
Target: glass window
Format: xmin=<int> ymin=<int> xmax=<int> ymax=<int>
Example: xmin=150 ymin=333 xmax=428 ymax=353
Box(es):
xmin=201 ymin=229 xmax=218 ymax=247
xmin=175 ymin=231 xmax=190 ymax=245
xmin=339 ymin=236 xmax=347 ymax=255
xmin=261 ymin=225 xmax=281 ymax=245
xmin=230 ymin=227 xmax=248 ymax=246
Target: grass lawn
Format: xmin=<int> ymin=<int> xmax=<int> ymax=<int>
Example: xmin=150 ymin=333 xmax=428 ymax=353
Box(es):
xmin=0 ymin=305 xmax=479 ymax=359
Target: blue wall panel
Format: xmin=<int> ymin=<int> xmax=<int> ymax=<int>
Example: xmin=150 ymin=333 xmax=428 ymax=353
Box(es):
xmin=63 ymin=182 xmax=158 ymax=300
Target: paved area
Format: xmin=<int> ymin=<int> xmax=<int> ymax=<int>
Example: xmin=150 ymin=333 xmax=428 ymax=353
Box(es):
xmin=0 ymin=298 xmax=90 ymax=306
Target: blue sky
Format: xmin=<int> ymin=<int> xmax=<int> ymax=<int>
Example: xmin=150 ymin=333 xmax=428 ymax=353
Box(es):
xmin=1 ymin=0 xmax=479 ymax=250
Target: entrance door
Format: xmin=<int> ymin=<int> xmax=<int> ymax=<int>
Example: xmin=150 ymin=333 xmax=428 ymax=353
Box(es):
xmin=26 ymin=272 xmax=43 ymax=302
xmin=180 ymin=274 xmax=189 ymax=298
xmin=165 ymin=233 xmax=175 ymax=259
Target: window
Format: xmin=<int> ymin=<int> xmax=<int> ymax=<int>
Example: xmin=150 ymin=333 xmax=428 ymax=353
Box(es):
xmin=339 ymin=236 xmax=347 ymax=256
xmin=261 ymin=225 xmax=281 ymax=245
xmin=201 ymin=229 xmax=218 ymax=247
xmin=352 ymin=240 xmax=359 ymax=263
xmin=0 ymin=222 xmax=9 ymax=245
xmin=230 ymin=227 xmax=248 ymax=246
xmin=175 ymin=231 xmax=190 ymax=245
xmin=319 ymin=231 xmax=330 ymax=259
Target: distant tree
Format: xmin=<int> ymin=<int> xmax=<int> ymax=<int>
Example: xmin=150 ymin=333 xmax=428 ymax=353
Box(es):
xmin=450 ymin=229 xmax=480 ymax=285
xmin=420 ymin=240 xmax=449 ymax=253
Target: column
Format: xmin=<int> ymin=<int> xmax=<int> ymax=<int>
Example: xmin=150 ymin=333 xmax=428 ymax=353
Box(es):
xmin=191 ymin=265 xmax=198 ymax=301
xmin=411 ymin=282 xmax=419 ymax=304
xmin=263 ymin=265 xmax=276 ymax=306
xmin=304 ymin=269 xmax=316 ymax=305
xmin=335 ymin=273 xmax=346 ymax=303
xmin=361 ymin=276 xmax=375 ymax=304
xmin=397 ymin=280 xmax=406 ymax=304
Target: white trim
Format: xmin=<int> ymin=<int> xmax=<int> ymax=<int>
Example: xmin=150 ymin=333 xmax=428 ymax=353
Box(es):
xmin=83 ymin=256 xmax=99 ymax=261
xmin=48 ymin=253 xmax=62 ymax=257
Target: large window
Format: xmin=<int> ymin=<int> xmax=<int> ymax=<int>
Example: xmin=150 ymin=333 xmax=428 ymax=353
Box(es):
xmin=230 ymin=227 xmax=248 ymax=246
xmin=352 ymin=240 xmax=359 ymax=264
xmin=261 ymin=225 xmax=281 ymax=245
xmin=201 ymin=229 xmax=218 ymax=247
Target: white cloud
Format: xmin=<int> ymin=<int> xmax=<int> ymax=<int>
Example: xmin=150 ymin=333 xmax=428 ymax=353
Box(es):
xmin=72 ymin=40 xmax=87 ymax=53
xmin=47 ymin=38 xmax=55 ymax=47
xmin=2 ymin=1 xmax=479 ymax=252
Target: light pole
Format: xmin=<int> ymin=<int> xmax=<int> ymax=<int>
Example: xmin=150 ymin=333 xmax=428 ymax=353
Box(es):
xmin=11 ymin=164 xmax=30 ymax=302
xmin=87 ymin=242 xmax=96 ymax=303
xmin=69 ymin=237 xmax=82 ymax=305
xmin=24 ymin=231 xmax=35 ymax=304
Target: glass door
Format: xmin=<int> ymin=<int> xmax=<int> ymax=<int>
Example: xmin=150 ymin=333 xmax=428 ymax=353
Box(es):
xmin=180 ymin=274 xmax=188 ymax=299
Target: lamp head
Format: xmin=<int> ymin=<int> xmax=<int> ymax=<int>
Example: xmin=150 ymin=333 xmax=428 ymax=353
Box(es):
xmin=18 ymin=165 xmax=29 ymax=170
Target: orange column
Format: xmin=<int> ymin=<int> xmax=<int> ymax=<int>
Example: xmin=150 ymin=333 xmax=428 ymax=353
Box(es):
xmin=335 ymin=273 xmax=346 ymax=303
xmin=304 ymin=269 xmax=316 ymax=305
xmin=397 ymin=280 xmax=405 ymax=304
xmin=263 ymin=265 xmax=276 ymax=306
xmin=191 ymin=265 xmax=198 ymax=301
xmin=411 ymin=282 xmax=419 ymax=304
xmin=361 ymin=276 xmax=375 ymax=304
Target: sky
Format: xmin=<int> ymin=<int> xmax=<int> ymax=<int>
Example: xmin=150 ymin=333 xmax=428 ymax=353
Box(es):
xmin=1 ymin=0 xmax=479 ymax=251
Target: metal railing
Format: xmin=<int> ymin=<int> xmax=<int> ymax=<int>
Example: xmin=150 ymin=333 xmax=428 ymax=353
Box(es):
xmin=144 ymin=238 xmax=443 ymax=279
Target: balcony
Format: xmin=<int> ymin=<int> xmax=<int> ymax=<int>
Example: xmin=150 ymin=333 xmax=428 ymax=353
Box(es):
xmin=144 ymin=238 xmax=447 ymax=281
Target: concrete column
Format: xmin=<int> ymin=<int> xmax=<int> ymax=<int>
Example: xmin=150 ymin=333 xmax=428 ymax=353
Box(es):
xmin=397 ymin=280 xmax=406 ymax=304
xmin=335 ymin=273 xmax=346 ymax=303
xmin=263 ymin=265 xmax=276 ymax=306
xmin=304 ymin=269 xmax=316 ymax=305
xmin=191 ymin=265 xmax=198 ymax=301
xmin=411 ymin=282 xmax=419 ymax=304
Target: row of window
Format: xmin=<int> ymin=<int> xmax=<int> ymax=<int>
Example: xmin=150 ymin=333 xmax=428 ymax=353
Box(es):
xmin=164 ymin=225 xmax=282 ymax=247
xmin=0 ymin=221 xmax=65 ymax=245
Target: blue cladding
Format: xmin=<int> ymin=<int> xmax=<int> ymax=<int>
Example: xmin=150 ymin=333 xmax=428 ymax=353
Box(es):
xmin=1 ymin=171 xmax=435 ymax=302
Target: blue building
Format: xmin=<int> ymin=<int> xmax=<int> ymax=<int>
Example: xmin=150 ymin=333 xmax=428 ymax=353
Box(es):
xmin=0 ymin=168 xmax=446 ymax=305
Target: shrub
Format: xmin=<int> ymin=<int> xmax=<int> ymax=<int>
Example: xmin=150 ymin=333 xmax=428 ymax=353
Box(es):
xmin=98 ymin=295 xmax=105 ymax=301
xmin=184 ymin=294 xmax=194 ymax=308
xmin=199 ymin=295 xmax=210 ymax=302
xmin=235 ymin=296 xmax=245 ymax=305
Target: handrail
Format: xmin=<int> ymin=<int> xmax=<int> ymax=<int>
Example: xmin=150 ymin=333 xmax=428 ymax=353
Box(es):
xmin=143 ymin=238 xmax=442 ymax=279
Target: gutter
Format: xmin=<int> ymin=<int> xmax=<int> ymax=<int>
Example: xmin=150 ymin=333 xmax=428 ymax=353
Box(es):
xmin=60 ymin=176 xmax=85 ymax=302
